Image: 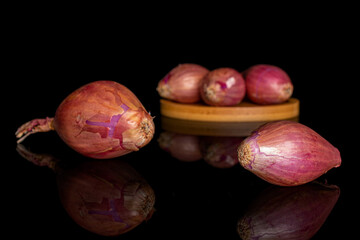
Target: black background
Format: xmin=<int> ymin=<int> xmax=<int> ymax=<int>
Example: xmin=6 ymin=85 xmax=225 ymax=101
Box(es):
xmin=5 ymin=10 xmax=358 ymax=239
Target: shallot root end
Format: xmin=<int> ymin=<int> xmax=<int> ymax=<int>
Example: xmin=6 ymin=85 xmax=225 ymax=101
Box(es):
xmin=238 ymin=132 xmax=260 ymax=170
xmin=238 ymin=143 xmax=255 ymax=169
xmin=15 ymin=117 xmax=55 ymax=143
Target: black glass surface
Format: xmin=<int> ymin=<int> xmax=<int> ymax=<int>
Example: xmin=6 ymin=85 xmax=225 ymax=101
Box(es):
xmin=7 ymin=41 xmax=356 ymax=239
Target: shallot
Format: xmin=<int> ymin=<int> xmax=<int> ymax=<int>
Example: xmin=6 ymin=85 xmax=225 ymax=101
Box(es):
xmin=200 ymin=68 xmax=246 ymax=106
xmin=237 ymin=121 xmax=341 ymax=186
xmin=244 ymin=64 xmax=293 ymax=104
xmin=16 ymin=81 xmax=155 ymax=159
xmin=156 ymin=63 xmax=209 ymax=103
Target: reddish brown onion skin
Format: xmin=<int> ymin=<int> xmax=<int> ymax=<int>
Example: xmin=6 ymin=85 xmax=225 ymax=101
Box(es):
xmin=54 ymin=81 xmax=155 ymax=159
xmin=16 ymin=81 xmax=155 ymax=159
xmin=200 ymin=68 xmax=246 ymax=106
xmin=244 ymin=64 xmax=293 ymax=104
xmin=237 ymin=182 xmax=340 ymax=240
xmin=237 ymin=121 xmax=341 ymax=186
xmin=157 ymin=63 xmax=209 ymax=103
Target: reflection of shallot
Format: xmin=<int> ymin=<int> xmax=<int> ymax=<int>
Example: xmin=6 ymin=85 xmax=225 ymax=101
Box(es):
xmin=15 ymin=81 xmax=155 ymax=159
xmin=237 ymin=182 xmax=340 ymax=240
xmin=201 ymin=136 xmax=244 ymax=168
xmin=58 ymin=160 xmax=155 ymax=236
xmin=158 ymin=132 xmax=202 ymax=162
xmin=16 ymin=144 xmax=155 ymax=236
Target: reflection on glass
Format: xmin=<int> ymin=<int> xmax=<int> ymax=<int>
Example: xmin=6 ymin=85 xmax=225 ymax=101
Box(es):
xmin=237 ymin=182 xmax=340 ymax=240
xmin=161 ymin=116 xmax=299 ymax=137
xmin=158 ymin=132 xmax=244 ymax=168
xmin=159 ymin=117 xmax=267 ymax=168
xmin=159 ymin=116 xmax=298 ymax=168
xmin=200 ymin=136 xmax=244 ymax=168
xmin=158 ymin=132 xmax=202 ymax=162
xmin=16 ymin=144 xmax=155 ymax=236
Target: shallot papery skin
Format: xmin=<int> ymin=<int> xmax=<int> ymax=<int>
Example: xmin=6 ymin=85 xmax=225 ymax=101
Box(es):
xmin=200 ymin=68 xmax=246 ymax=106
xmin=156 ymin=63 xmax=209 ymax=103
xmin=244 ymin=64 xmax=293 ymax=104
xmin=15 ymin=81 xmax=155 ymax=159
xmin=237 ymin=182 xmax=340 ymax=240
xmin=237 ymin=121 xmax=341 ymax=186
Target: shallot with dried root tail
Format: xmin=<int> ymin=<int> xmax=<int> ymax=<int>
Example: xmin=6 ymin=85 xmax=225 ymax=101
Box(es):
xmin=16 ymin=80 xmax=155 ymax=159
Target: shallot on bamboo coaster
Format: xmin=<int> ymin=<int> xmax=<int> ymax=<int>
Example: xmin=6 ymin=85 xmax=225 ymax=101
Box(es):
xmin=160 ymin=98 xmax=299 ymax=122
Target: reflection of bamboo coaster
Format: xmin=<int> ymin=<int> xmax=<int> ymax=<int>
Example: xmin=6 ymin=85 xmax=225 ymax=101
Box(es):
xmin=160 ymin=98 xmax=299 ymax=122
xmin=161 ymin=116 xmax=299 ymax=137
